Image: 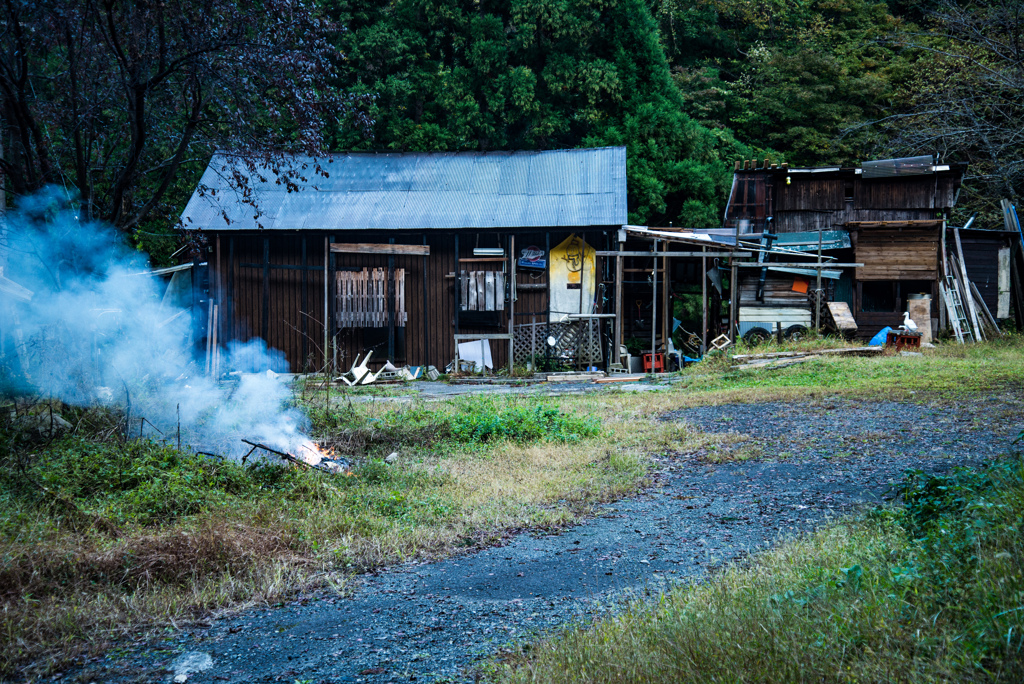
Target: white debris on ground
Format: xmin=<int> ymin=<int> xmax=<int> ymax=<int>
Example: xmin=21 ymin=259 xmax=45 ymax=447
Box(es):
xmin=168 ymin=651 xmax=213 ymax=683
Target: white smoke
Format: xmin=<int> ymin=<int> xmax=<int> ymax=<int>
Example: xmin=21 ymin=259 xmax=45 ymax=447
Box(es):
xmin=1 ymin=188 xmax=312 ymax=458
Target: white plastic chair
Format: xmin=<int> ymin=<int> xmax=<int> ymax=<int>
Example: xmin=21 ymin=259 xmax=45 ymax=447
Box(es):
xmin=337 ymin=351 xmax=373 ymax=386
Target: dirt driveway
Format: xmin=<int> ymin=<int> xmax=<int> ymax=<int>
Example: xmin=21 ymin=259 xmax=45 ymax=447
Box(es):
xmin=64 ymin=393 xmax=1022 ymax=684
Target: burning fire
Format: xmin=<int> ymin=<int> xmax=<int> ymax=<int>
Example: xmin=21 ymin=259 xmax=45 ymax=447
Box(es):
xmin=296 ymin=441 xmax=352 ymax=475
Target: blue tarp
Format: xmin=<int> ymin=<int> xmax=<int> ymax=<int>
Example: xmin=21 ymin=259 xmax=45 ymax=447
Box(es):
xmin=868 ymin=327 xmax=893 ymax=346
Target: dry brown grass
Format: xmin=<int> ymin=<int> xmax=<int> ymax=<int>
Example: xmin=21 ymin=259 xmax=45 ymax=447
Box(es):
xmin=2 ymin=389 xmax=706 ymax=678
xmin=2 ymin=520 xmax=330 ymax=677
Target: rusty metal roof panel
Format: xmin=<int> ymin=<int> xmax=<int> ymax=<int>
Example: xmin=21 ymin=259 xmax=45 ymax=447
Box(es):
xmin=180 ymin=148 xmax=627 ymax=231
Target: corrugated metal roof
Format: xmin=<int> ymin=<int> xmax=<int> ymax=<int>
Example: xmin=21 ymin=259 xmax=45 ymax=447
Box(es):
xmin=180 ymin=148 xmax=627 ymax=231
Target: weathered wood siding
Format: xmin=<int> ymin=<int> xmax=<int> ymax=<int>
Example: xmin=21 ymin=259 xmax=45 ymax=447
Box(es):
xmin=725 ymin=168 xmax=962 ymax=234
xmin=854 ymin=229 xmax=939 ymax=281
xmin=209 ymin=229 xmax=606 ymax=373
xmin=217 ymin=234 xmax=328 ymax=373
xmin=777 ymin=179 xmax=843 ymax=212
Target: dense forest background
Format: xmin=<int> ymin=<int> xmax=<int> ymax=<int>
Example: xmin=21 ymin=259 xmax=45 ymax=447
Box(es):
xmin=1 ymin=0 xmax=1021 ymax=262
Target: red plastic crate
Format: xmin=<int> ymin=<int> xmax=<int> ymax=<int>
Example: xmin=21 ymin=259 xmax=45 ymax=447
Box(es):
xmin=643 ymin=353 xmax=664 ymax=373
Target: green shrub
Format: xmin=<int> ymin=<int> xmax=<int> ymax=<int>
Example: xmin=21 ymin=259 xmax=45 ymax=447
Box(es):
xmin=0 ymin=438 xmax=294 ymax=529
xmin=444 ymin=397 xmax=600 ymax=446
xmin=306 ymin=396 xmax=600 ymax=455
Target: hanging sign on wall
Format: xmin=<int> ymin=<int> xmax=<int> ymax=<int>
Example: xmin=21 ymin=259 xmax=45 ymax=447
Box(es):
xmin=518 ymin=245 xmax=546 ymax=269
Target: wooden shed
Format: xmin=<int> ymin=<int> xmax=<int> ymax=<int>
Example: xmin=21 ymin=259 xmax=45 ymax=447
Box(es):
xmin=179 ymin=148 xmax=628 ymax=373
xmin=723 ymin=158 xmax=967 ymax=338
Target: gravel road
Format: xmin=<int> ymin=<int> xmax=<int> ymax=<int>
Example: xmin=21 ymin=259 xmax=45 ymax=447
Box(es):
xmin=61 ymin=393 xmax=1022 ymax=684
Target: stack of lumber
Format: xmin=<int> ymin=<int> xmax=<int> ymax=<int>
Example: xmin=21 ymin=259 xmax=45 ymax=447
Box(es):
xmin=541 ymin=371 xmax=606 ymax=383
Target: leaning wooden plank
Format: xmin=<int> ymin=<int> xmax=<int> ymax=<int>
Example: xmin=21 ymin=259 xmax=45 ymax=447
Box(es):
xmin=1001 ymin=199 xmax=1016 ymax=233
xmin=330 ymin=243 xmax=430 ymax=255
xmin=997 ymin=247 xmax=1011 ymax=318
xmin=476 ymin=271 xmax=486 ymax=311
xmin=970 ymin=280 xmax=1002 ymax=336
xmin=485 ymin=271 xmax=495 ymax=311
xmin=826 ymin=302 xmax=858 ymax=333
xmin=592 ymin=376 xmax=643 ymax=384
xmin=0 ymin=268 xmax=34 ymax=302
xmin=732 ymin=356 xmax=815 ymax=371
xmin=732 ymin=347 xmax=882 ymax=361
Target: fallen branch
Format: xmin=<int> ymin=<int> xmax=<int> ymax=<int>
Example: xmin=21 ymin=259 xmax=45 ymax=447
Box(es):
xmin=240 ymin=439 xmax=320 ymax=471
xmin=732 ymin=356 xmax=816 ymax=371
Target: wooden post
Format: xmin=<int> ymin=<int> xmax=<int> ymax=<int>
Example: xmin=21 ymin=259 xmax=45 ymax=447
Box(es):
xmin=815 ymin=228 xmax=822 ymax=333
xmin=388 ymin=237 xmax=395 ymax=360
xmin=216 ymin=235 xmax=223 ymax=344
xmin=701 ymin=247 xmax=708 ymax=352
xmin=301 ymin=236 xmax=308 ymax=369
xmin=509 ymin=234 xmax=515 ymax=371
xmin=579 ymin=232 xmax=586 ymax=316
xmin=729 ymin=258 xmax=739 ymax=345
xmin=423 ymin=233 xmax=430 ymax=367
xmin=227 ymin=237 xmax=234 ymax=350
xmin=205 ymin=299 xmax=214 ymax=375
xmin=661 ymin=240 xmax=669 ymax=351
xmin=939 ymin=217 xmax=948 ymax=330
xmin=651 ymin=238 xmax=658 ymax=362
xmin=733 ymin=191 xmax=741 ymax=346
xmin=613 ymin=229 xmax=624 ymax=370
xmin=323 ymin=236 xmax=329 ymax=372
xmin=531 ymin=314 xmax=537 ymax=369
xmin=261 ymin=237 xmax=270 ymax=364
xmin=544 ymin=231 xmax=550 ymax=368
xmin=212 ymin=304 xmax=219 ymax=377
xmin=329 ymin=233 xmax=337 ymax=371
xmin=454 ymin=233 xmax=460 ymax=335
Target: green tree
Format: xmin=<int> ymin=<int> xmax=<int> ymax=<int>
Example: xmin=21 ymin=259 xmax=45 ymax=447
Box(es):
xmin=0 ymin=0 xmax=370 ymax=260
xmin=662 ymin=0 xmax=906 ymax=166
xmin=862 ymin=0 xmax=1024 ymax=223
xmin=327 ymin=0 xmax=753 ymax=226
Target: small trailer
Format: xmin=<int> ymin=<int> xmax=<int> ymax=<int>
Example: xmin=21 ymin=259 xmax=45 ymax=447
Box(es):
xmin=738 ymin=300 xmax=857 ymax=345
xmin=737 ymin=306 xmax=812 ymax=344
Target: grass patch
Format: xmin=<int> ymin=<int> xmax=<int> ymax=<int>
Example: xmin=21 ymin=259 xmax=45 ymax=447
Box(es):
xmin=674 ymin=335 xmax=1024 ymax=406
xmin=0 ymin=393 xmax=652 ymax=679
xmin=306 ymin=395 xmax=600 ymax=457
xmin=492 ymin=457 xmax=1024 ymax=683
xmin=5 ymin=339 xmax=1022 ymax=678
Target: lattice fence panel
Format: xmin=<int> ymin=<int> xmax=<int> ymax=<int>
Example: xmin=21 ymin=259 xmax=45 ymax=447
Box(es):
xmin=513 ymin=320 xmax=602 ymax=365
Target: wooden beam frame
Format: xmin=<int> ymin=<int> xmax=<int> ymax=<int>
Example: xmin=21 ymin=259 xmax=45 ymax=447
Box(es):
xmin=596 ymin=250 xmax=750 ymax=257
xmin=735 ymin=262 xmax=864 ymax=268
xmin=331 ymin=243 xmax=430 ymax=256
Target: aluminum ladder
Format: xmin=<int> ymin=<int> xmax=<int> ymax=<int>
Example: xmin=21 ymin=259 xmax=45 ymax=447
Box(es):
xmin=941 ymin=278 xmax=973 ymax=343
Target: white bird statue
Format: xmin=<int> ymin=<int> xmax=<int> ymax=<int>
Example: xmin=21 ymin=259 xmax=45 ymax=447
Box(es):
xmin=900 ymin=311 xmax=919 ymax=334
